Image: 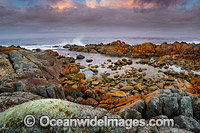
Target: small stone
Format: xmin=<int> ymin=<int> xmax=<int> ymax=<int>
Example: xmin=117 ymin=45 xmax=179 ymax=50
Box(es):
xmin=114 ymin=74 xmax=119 ymax=78
xmin=85 ymin=98 xmax=98 ymax=106
xmin=121 ymin=86 xmax=134 ymax=91
xmin=76 ymin=55 xmax=85 ymax=59
xmin=134 ymin=84 xmax=143 ymax=91
xmin=92 ymin=81 xmax=99 ymax=85
xmin=90 ymin=68 xmax=98 ymax=73
xmin=110 ymin=91 xmax=126 ymax=97
xmin=86 ymin=59 xmax=93 ymax=63
xmin=76 ymin=97 xmax=84 ymax=104
xmin=107 ymin=59 xmax=112 ymax=62
xmin=79 ymin=65 xmax=86 ymax=69
xmin=119 ymin=83 xmax=126 ymax=88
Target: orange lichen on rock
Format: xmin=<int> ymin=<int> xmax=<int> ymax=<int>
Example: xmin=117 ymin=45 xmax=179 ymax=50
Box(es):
xmin=0 ymin=46 xmax=19 ymax=54
xmin=62 ymin=86 xmax=75 ymax=97
xmin=44 ymin=49 xmax=59 ymax=56
xmin=129 ymin=41 xmax=200 ymax=61
xmin=103 ymin=41 xmax=130 ymax=54
xmin=175 ymin=55 xmax=200 ymax=62
xmin=113 ymin=102 xmax=132 ymax=112
xmin=44 ymin=49 xmax=54 ymax=53
xmin=100 ymin=94 xmax=113 ymax=100
xmin=131 ymin=43 xmax=156 ymax=55
xmin=81 ymin=79 xmax=86 ymax=84
xmin=73 ymin=73 xmax=85 ymax=80
xmin=95 ymin=88 xmax=105 ymax=95
xmin=188 ymin=77 xmax=200 ymax=98
xmin=97 ymin=94 xmax=143 ymax=111
xmin=62 ymin=81 xmax=74 ymax=85
xmin=61 ymin=64 xmax=80 ymax=75
xmin=77 ymin=85 xmax=87 ymax=92
xmin=84 ymin=90 xmax=96 ymax=98
xmin=109 ymin=91 xmax=126 ymax=97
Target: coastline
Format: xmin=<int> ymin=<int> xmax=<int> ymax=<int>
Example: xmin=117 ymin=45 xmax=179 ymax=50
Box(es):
xmin=0 ymin=40 xmax=200 ymax=132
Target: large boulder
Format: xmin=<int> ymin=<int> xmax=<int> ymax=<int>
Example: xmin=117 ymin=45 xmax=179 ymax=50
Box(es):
xmin=36 ymin=84 xmax=65 ymax=99
xmin=174 ymin=115 xmax=200 ymax=133
xmin=0 ymin=99 xmax=123 ymax=132
xmin=119 ymin=100 xmax=145 ymax=119
xmin=162 ymin=96 xmax=179 ymax=118
xmin=145 ymin=97 xmax=163 ymax=118
xmin=180 ymin=96 xmax=193 ymax=117
xmin=143 ymin=89 xmax=198 ymax=119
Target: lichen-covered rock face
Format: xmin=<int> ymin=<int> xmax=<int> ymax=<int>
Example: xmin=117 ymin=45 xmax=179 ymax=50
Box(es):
xmin=0 ymin=46 xmax=19 ymax=54
xmin=0 ymin=48 xmax=66 ymax=99
xmin=100 ymin=41 xmax=130 ymax=56
xmin=0 ymin=99 xmax=123 ymax=132
xmin=131 ymin=43 xmax=157 ymax=55
xmin=9 ymin=50 xmax=64 ymax=80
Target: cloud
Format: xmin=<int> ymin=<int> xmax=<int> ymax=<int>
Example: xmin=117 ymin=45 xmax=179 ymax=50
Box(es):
xmin=86 ymin=0 xmax=98 ymax=8
xmin=0 ymin=0 xmax=199 ymax=38
xmin=100 ymin=0 xmax=133 ymax=9
xmin=99 ymin=0 xmax=186 ymax=9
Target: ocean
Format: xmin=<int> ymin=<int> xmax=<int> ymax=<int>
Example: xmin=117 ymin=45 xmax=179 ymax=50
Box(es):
xmin=0 ymin=36 xmax=200 ymax=50
xmin=1 ymin=36 xmax=200 ymax=77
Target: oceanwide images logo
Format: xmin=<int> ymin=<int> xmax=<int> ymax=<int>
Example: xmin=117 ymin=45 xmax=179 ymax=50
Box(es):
xmin=24 ymin=115 xmax=36 ymax=127
xmin=24 ymin=115 xmax=174 ymax=130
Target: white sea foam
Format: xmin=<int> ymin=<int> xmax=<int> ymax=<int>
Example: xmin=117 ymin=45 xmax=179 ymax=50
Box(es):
xmin=71 ymin=36 xmax=85 ymax=46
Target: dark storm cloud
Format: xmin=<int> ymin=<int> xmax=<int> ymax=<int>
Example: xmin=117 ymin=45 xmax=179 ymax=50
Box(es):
xmin=132 ymin=0 xmax=185 ymax=8
xmin=0 ymin=0 xmax=199 ymax=37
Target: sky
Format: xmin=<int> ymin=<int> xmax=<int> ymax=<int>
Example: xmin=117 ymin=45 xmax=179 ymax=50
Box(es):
xmin=0 ymin=0 xmax=200 ymax=38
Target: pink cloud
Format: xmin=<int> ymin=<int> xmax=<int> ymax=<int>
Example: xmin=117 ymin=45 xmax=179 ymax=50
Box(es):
xmin=86 ymin=0 xmax=98 ymax=8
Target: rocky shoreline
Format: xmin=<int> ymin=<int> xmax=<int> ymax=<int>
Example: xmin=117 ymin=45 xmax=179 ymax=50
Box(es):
xmin=64 ymin=40 xmax=200 ymax=61
xmin=0 ymin=41 xmax=200 ymax=132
